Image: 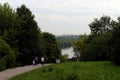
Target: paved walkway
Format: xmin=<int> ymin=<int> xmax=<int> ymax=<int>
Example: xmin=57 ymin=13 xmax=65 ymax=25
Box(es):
xmin=0 ymin=64 xmax=49 ymax=80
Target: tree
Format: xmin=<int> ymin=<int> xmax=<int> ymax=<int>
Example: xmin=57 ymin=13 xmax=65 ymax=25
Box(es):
xmin=60 ymin=54 xmax=68 ymax=62
xmin=16 ymin=5 xmax=42 ymax=65
xmin=0 ymin=3 xmax=20 ymax=56
xmin=74 ymin=16 xmax=112 ymax=61
xmin=110 ymin=17 xmax=120 ymax=65
xmin=87 ymin=34 xmax=110 ymax=61
xmin=73 ymin=34 xmax=88 ymax=61
xmin=0 ymin=37 xmax=15 ymax=71
xmin=41 ymin=32 xmax=61 ymax=63
xmin=86 ymin=16 xmax=113 ymax=61
xmin=89 ymin=15 xmax=112 ymax=35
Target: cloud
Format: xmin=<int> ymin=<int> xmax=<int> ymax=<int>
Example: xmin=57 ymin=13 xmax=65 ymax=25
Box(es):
xmin=0 ymin=0 xmax=120 ymax=35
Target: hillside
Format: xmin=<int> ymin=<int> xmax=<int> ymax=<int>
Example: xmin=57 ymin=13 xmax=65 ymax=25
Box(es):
xmin=10 ymin=62 xmax=120 ymax=80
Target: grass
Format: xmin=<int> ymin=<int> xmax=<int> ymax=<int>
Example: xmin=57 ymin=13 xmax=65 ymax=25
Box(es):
xmin=10 ymin=61 xmax=120 ymax=80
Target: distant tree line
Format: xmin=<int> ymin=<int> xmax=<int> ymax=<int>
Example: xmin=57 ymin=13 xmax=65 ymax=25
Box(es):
xmin=0 ymin=3 xmax=61 ymax=71
xmin=56 ymin=35 xmax=79 ymax=49
xmin=74 ymin=15 xmax=120 ymax=65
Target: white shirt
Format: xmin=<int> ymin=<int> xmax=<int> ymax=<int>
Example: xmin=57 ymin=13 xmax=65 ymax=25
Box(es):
xmin=41 ymin=57 xmax=44 ymax=62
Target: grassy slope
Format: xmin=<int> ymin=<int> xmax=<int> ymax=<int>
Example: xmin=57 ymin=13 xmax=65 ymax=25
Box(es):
xmin=10 ymin=62 xmax=120 ymax=80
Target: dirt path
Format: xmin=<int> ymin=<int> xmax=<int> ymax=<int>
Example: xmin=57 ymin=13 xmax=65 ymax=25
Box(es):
xmin=0 ymin=64 xmax=50 ymax=80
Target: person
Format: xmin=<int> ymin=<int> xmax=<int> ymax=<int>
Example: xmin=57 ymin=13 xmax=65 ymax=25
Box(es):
xmin=32 ymin=59 xmax=35 ymax=65
xmin=41 ymin=57 xmax=45 ymax=65
xmin=56 ymin=58 xmax=60 ymax=63
xmin=35 ymin=57 xmax=38 ymax=64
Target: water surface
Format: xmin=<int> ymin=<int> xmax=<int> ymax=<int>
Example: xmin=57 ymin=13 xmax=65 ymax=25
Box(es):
xmin=61 ymin=47 xmax=74 ymax=58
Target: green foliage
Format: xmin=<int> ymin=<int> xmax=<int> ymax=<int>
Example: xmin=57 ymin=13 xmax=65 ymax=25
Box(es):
xmin=0 ymin=3 xmax=20 ymax=69
xmin=109 ymin=18 xmax=120 ymax=65
xmin=60 ymin=54 xmax=68 ymax=62
xmin=87 ymin=16 xmax=113 ymax=61
xmin=0 ymin=3 xmax=20 ymax=55
xmin=0 ymin=37 xmax=15 ymax=71
xmin=73 ymin=15 xmax=120 ymax=65
xmin=10 ymin=62 xmax=120 ymax=80
xmin=16 ymin=5 xmax=42 ymax=65
xmin=74 ymin=34 xmax=88 ymax=61
xmin=0 ymin=3 xmax=63 ymax=70
xmin=56 ymin=35 xmax=79 ymax=49
xmin=89 ymin=15 xmax=120 ymax=65
xmin=74 ymin=16 xmax=112 ymax=61
xmin=89 ymin=15 xmax=112 ymax=35
xmin=0 ymin=3 xmax=18 ymax=34
xmin=0 ymin=3 xmax=61 ymax=69
xmin=41 ymin=32 xmax=61 ymax=63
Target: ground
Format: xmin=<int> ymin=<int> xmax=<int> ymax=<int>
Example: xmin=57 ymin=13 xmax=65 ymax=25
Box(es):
xmin=0 ymin=64 xmax=49 ymax=80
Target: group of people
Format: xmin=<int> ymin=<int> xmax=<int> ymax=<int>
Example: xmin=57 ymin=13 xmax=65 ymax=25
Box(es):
xmin=32 ymin=57 xmax=60 ymax=65
xmin=32 ymin=57 xmax=45 ymax=65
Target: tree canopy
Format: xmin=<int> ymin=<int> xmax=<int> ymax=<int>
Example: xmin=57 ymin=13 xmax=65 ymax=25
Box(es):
xmin=0 ymin=37 xmax=15 ymax=71
xmin=0 ymin=3 xmax=61 ymax=71
xmin=16 ymin=4 xmax=42 ymax=65
xmin=74 ymin=15 xmax=120 ymax=65
xmin=41 ymin=32 xmax=61 ymax=63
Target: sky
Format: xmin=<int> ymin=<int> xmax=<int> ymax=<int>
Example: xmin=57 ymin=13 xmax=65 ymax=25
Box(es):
xmin=0 ymin=0 xmax=120 ymax=35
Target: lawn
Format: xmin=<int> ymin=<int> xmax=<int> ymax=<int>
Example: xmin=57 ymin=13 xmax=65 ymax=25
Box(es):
xmin=10 ymin=61 xmax=120 ymax=80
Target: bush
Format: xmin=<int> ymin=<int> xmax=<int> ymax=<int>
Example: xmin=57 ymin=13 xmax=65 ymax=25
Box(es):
xmin=0 ymin=58 xmax=6 ymax=71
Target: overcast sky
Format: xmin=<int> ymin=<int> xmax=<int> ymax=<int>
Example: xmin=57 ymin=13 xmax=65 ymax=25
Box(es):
xmin=0 ymin=0 xmax=120 ymax=35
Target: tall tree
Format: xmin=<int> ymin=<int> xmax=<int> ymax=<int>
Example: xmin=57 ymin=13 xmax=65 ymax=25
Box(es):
xmin=16 ymin=5 xmax=41 ymax=65
xmin=74 ymin=16 xmax=112 ymax=61
xmin=110 ymin=17 xmax=120 ymax=65
xmin=0 ymin=3 xmax=20 ymax=54
xmin=42 ymin=32 xmax=61 ymax=63
xmin=89 ymin=16 xmax=112 ymax=35
xmin=87 ymin=16 xmax=112 ymax=61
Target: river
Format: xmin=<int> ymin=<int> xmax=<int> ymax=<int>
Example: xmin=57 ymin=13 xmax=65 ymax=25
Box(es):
xmin=61 ymin=47 xmax=74 ymax=58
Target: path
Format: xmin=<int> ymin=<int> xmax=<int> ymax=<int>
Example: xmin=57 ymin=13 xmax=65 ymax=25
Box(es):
xmin=0 ymin=64 xmax=50 ymax=80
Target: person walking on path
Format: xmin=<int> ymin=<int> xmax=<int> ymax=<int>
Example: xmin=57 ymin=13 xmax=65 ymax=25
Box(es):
xmin=41 ymin=57 xmax=45 ymax=65
xmin=32 ymin=59 xmax=36 ymax=65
